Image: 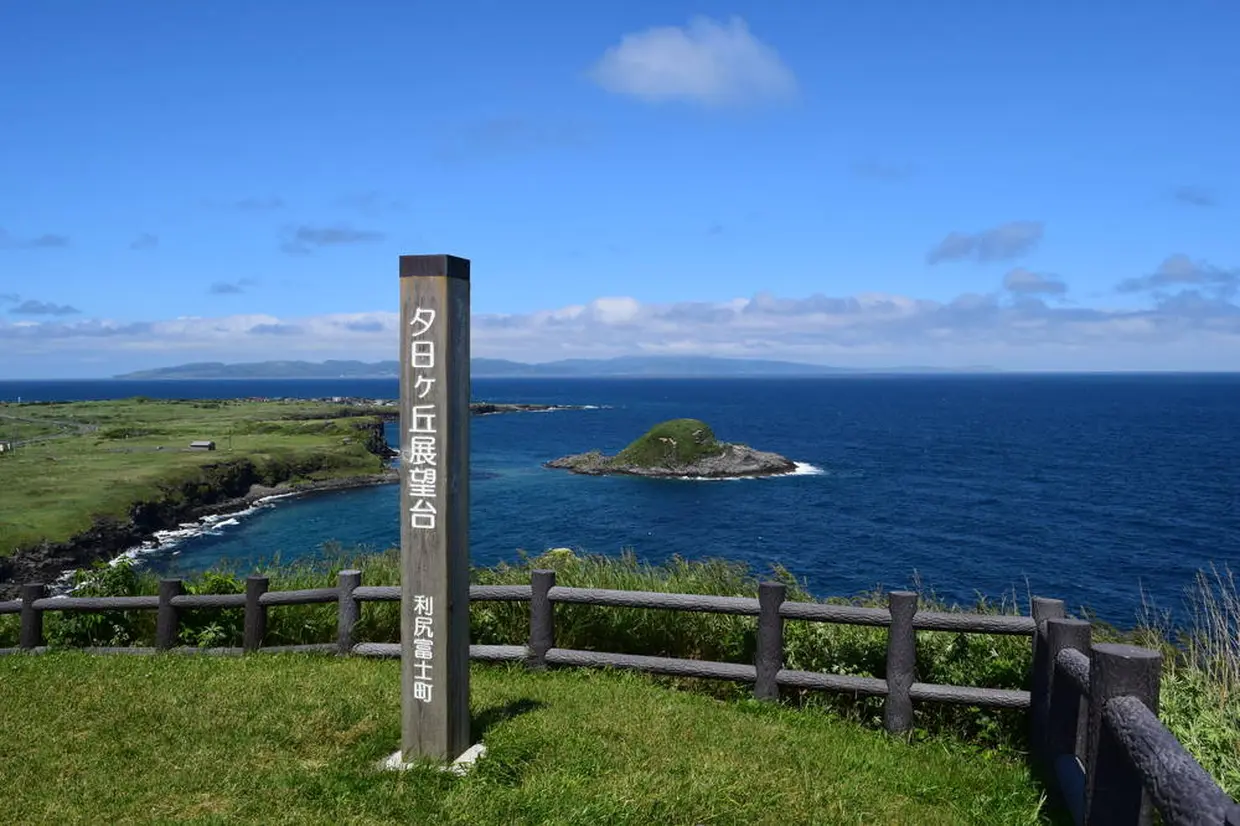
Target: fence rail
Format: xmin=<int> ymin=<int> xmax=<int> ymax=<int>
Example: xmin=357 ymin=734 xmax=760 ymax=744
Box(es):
xmin=1029 ymin=617 xmax=1240 ymax=826
xmin=4 ymin=569 xmax=1237 ymax=825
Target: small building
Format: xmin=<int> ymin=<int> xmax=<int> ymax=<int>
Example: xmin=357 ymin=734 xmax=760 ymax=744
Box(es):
xmin=189 ymin=440 xmax=216 ymax=451
xmin=0 ymin=440 xmax=11 ymax=454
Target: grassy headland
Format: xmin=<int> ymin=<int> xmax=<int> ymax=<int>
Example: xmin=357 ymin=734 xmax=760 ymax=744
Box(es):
xmin=0 ymin=396 xmax=588 ymax=588
xmin=0 ymin=654 xmax=1050 ymax=825
xmin=0 ymin=398 xmax=395 ymax=583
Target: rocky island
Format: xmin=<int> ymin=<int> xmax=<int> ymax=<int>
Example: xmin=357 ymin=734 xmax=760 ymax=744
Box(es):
xmin=470 ymin=402 xmax=589 ymax=416
xmin=545 ymin=418 xmax=796 ymax=479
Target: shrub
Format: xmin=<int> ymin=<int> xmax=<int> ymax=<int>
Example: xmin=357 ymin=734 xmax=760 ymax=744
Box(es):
xmin=45 ymin=561 xmax=155 ymax=647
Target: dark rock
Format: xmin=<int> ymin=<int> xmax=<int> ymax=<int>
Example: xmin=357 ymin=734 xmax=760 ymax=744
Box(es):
xmin=545 ymin=443 xmax=796 ymax=479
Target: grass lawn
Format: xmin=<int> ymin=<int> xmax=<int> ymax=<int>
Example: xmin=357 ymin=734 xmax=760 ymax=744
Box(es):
xmin=0 ymin=398 xmax=389 ymax=554
xmin=0 ymin=653 xmax=1051 ymax=825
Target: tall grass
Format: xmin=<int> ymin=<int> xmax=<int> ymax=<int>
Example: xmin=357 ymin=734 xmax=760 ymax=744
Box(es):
xmin=1132 ymin=563 xmax=1240 ymax=796
xmin=1 ymin=549 xmax=1236 ymax=797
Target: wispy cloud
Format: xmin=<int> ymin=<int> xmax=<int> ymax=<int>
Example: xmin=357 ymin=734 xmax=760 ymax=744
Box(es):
xmin=208 ymin=278 xmax=257 ymax=295
xmin=6 ymin=258 xmax=1239 ymax=372
xmin=10 ymin=299 xmax=80 ymax=316
xmin=0 ymin=227 xmax=70 ymax=249
xmin=342 ymin=319 xmax=385 ymax=333
xmin=248 ymin=322 xmax=302 ymax=336
xmin=129 ymin=232 xmax=159 ymax=251
xmin=280 ymin=225 xmax=386 ymax=255
xmin=589 ymin=16 xmax=797 ymax=107
xmin=927 ymin=221 xmax=1044 ymax=265
xmin=1171 ymin=185 xmax=1217 ymax=208
xmin=0 ymin=293 xmax=19 ymax=304
xmin=1117 ymin=254 xmax=1237 ymax=296
xmin=1003 ymin=268 xmax=1067 ymax=295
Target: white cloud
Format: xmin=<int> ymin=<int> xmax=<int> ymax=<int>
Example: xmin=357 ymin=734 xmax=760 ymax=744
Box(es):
xmin=586 ymin=296 xmax=642 ymax=324
xmin=588 ymin=16 xmax=797 ymax=107
xmin=4 ymin=279 xmax=1239 ymax=376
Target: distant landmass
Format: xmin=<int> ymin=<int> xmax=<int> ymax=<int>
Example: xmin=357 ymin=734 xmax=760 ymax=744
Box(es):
xmin=114 ymin=357 xmax=999 ymax=380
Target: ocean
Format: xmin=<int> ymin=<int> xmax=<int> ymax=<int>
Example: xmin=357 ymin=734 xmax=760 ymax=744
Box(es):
xmin=3 ymin=375 xmax=1238 ymax=626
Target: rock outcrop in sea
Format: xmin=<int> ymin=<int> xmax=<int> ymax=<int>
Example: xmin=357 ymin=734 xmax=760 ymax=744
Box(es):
xmin=545 ymin=418 xmax=796 ymax=479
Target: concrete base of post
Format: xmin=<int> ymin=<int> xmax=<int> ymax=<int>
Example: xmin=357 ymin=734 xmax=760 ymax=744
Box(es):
xmin=376 ymin=742 xmax=488 ymax=776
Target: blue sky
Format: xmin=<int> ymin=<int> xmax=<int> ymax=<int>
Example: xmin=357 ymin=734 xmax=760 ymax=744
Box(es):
xmin=2 ymin=1 xmax=1238 ymax=377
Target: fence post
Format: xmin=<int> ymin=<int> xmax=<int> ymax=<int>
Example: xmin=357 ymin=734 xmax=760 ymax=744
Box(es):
xmin=755 ymin=581 xmax=786 ymax=701
xmin=884 ymin=590 xmax=918 ymax=734
xmin=1030 ymin=597 xmax=1066 ymax=760
xmin=19 ymin=582 xmax=46 ymax=650
xmin=156 ymin=579 xmax=184 ymax=651
xmin=244 ymin=576 xmax=269 ymax=653
xmin=337 ymin=569 xmax=361 ymax=655
xmin=527 ymin=569 xmax=555 ymax=670
xmin=1045 ymin=618 xmax=1092 ymax=762
xmin=1044 ymin=618 xmax=1093 ymax=822
xmin=1083 ymin=643 xmax=1162 ymax=826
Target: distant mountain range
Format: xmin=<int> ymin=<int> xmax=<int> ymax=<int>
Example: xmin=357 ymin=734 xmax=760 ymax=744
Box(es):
xmin=114 ymin=357 xmax=999 ymax=380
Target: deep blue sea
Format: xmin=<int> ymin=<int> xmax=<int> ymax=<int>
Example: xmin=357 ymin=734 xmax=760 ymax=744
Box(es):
xmin=3 ymin=375 xmax=1238 ymax=626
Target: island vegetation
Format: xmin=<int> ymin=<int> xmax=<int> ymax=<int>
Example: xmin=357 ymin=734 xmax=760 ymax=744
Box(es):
xmin=546 ymin=418 xmax=797 ymax=478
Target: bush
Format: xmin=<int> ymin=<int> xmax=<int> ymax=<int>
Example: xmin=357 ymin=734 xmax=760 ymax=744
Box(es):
xmin=45 ymin=561 xmax=155 ymax=647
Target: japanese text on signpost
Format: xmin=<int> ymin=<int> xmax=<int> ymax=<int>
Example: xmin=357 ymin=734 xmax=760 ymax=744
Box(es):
xmin=408 ymin=306 xmax=437 ymax=702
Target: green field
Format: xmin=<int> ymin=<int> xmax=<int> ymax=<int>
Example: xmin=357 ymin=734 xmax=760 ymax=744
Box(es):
xmin=0 ymin=398 xmax=391 ymax=555
xmin=0 ymin=653 xmax=1053 ymax=825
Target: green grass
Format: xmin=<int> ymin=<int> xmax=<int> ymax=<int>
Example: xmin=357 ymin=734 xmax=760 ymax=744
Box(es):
xmin=0 ymin=398 xmax=390 ymax=555
xmin=4 ymin=549 xmax=1234 ymax=799
xmin=0 ymin=417 xmax=65 ymax=441
xmin=0 ymin=549 xmax=1040 ymax=753
xmin=612 ymin=418 xmax=726 ymax=467
xmin=0 ymin=653 xmax=1052 ymax=825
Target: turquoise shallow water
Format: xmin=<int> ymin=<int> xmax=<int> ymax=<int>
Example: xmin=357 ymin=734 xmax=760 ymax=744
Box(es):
xmin=5 ymin=375 xmax=1239 ymax=626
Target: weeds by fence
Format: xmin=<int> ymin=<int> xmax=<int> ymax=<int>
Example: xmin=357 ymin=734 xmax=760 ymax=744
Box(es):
xmin=2 ymin=561 xmax=1237 ymax=825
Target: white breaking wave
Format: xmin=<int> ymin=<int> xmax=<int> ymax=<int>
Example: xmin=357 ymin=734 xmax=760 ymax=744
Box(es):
xmin=49 ymin=488 xmax=315 ymax=593
xmin=671 ymin=461 xmax=825 ymax=482
xmin=526 ymin=404 xmax=610 ymax=413
xmin=97 ymin=491 xmax=300 ymax=574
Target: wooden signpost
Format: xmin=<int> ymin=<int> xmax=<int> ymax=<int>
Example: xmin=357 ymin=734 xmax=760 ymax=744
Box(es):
xmin=397 ymin=254 xmax=472 ymax=763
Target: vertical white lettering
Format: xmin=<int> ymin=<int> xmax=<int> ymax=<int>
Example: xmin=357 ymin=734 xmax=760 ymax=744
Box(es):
xmin=409 ymin=308 xmax=436 ymax=337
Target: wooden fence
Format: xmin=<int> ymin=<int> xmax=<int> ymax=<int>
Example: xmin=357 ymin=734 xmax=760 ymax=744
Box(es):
xmin=2 ymin=569 xmax=1237 ymax=825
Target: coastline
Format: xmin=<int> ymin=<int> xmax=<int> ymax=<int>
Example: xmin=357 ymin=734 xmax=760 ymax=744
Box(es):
xmin=0 ymin=397 xmax=606 ymax=595
xmin=83 ymin=469 xmax=400 ymax=585
xmin=0 ymin=468 xmax=401 ymax=598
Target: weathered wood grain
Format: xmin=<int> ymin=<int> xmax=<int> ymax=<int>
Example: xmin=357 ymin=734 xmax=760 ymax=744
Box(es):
xmin=399 ymin=254 xmax=472 ymax=762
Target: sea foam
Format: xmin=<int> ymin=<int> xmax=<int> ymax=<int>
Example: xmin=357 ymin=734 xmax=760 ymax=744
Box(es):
xmin=672 ymin=461 xmax=825 ymax=482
